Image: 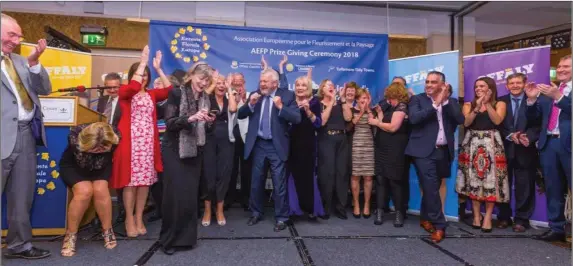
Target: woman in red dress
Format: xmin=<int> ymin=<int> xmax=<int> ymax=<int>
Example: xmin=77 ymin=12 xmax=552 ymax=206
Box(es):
xmin=110 ymin=46 xmax=173 ymax=237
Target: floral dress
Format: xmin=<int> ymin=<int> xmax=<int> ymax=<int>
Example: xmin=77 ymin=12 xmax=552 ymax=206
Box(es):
xmin=128 ymin=92 xmax=157 ymax=187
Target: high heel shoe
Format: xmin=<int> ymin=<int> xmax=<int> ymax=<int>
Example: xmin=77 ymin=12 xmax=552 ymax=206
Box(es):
xmin=217 ymin=213 xmax=226 ymax=226
xmin=472 ymin=215 xmax=484 ymax=229
xmin=61 ymin=232 xmax=77 ymax=257
xmin=362 ymin=211 xmax=371 ymax=219
xmin=102 ymin=228 xmax=117 ymax=249
xmin=481 ymin=227 xmax=493 ymax=233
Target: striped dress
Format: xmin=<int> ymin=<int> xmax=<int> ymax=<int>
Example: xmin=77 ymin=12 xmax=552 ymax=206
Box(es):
xmin=351 ymin=108 xmax=375 ymax=176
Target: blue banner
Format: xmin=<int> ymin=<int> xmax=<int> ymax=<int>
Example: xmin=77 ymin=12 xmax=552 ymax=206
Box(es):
xmin=389 ymin=51 xmax=460 ymax=218
xmin=148 ymin=21 xmax=389 ymax=103
xmin=2 ymin=127 xmax=70 ymax=232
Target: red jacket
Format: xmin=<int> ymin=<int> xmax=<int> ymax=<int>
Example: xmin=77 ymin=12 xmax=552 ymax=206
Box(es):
xmin=109 ymin=80 xmax=173 ymax=189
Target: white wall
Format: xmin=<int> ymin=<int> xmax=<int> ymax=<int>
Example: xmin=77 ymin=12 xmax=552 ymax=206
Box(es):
xmin=0 ymin=1 xmax=546 ymax=41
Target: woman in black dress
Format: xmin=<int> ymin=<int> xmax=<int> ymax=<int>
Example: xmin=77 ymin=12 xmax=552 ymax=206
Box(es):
xmin=201 ymin=74 xmax=237 ymax=227
xmin=159 ymin=62 xmax=215 ymax=255
xmin=59 ymin=122 xmax=120 ymax=257
xmin=369 ymin=83 xmax=410 ymax=227
xmin=317 ymin=79 xmax=353 ymax=219
xmin=287 ymin=71 xmax=325 ymax=219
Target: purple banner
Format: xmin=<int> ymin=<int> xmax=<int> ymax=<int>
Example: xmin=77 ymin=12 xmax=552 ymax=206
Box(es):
xmin=463 ymin=46 xmax=551 ymax=102
xmin=463 ymin=46 xmax=551 ymax=224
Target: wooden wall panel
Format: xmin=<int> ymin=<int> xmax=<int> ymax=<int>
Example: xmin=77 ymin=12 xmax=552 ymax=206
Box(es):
xmin=5 ymin=11 xmax=148 ymax=50
xmin=6 ymin=11 xmax=427 ymax=59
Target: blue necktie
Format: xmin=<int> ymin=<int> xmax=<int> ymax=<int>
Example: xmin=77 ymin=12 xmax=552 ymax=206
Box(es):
xmin=260 ymin=96 xmax=271 ymax=139
xmin=512 ymin=98 xmax=520 ymax=127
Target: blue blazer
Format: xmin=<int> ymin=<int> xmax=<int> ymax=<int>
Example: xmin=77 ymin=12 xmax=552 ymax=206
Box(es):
xmin=237 ymin=87 xmax=301 ymax=161
xmin=405 ymin=93 xmax=464 ymax=161
xmin=499 ymin=94 xmax=540 ymax=163
xmin=526 ymin=92 xmax=571 ymax=153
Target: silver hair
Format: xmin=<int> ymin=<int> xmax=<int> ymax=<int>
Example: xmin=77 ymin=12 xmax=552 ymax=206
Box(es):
xmin=1 ymin=13 xmax=17 ymax=23
xmin=261 ymin=68 xmax=279 ymax=82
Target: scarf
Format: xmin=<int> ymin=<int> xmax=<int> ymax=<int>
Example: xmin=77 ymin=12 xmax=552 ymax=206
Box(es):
xmin=178 ymin=85 xmax=210 ymax=159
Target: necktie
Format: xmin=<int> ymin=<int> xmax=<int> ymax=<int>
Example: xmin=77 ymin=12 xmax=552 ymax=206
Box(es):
xmin=104 ymin=97 xmax=114 ymax=123
xmin=547 ymin=83 xmax=567 ymax=131
xmin=3 ymin=55 xmax=33 ymax=111
xmin=512 ymin=98 xmax=520 ymax=127
xmin=260 ymin=95 xmax=271 ymax=139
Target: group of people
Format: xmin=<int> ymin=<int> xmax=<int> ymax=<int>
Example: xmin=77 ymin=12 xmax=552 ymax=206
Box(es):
xmin=1 ymin=12 xmax=571 ymax=261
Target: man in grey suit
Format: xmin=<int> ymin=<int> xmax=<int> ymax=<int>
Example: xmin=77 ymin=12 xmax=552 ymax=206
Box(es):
xmin=1 ymin=13 xmax=52 ymax=259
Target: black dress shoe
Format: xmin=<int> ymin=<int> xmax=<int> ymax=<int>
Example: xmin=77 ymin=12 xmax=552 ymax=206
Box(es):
xmin=374 ymin=208 xmax=383 ymax=225
xmin=535 ymin=231 xmax=566 ymax=242
xmin=274 ymin=221 xmax=287 ymax=232
xmin=308 ymin=214 xmax=317 ymax=221
xmin=4 ymin=247 xmax=51 ymax=259
xmin=334 ymin=209 xmax=347 ymax=220
xmin=319 ymin=214 xmax=330 ymax=220
xmin=247 ymin=216 xmax=262 ymax=226
xmin=161 ymin=246 xmax=176 ymax=255
xmin=394 ymin=211 xmax=404 ymax=228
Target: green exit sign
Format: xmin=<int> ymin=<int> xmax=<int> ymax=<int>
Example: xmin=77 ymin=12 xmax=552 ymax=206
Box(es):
xmin=82 ymin=34 xmax=106 ymax=46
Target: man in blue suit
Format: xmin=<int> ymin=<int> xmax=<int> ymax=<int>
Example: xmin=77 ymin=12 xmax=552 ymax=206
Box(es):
xmin=498 ymin=73 xmax=540 ymax=232
xmin=526 ymin=55 xmax=571 ymax=242
xmin=405 ymin=71 xmax=464 ymax=243
xmin=238 ymin=68 xmax=301 ymax=231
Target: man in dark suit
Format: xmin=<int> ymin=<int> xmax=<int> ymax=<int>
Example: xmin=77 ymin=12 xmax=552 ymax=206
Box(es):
xmin=497 ymin=73 xmax=540 ymax=232
xmin=405 ymin=71 xmax=464 ymax=243
xmin=97 ymin=72 xmax=125 ymax=223
xmin=237 ymin=68 xmax=301 ymax=231
xmin=526 ymin=55 xmax=571 ymax=242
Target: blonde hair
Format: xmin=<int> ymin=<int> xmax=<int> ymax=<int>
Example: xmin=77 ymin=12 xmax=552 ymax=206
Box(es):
xmin=183 ymin=61 xmax=214 ymax=85
xmin=317 ymin=79 xmax=332 ymax=99
xmin=384 ymin=83 xmax=409 ymax=104
xmin=295 ymin=76 xmax=313 ymax=98
xmin=355 ymin=88 xmax=370 ymax=101
xmin=78 ymin=122 xmax=119 ymax=152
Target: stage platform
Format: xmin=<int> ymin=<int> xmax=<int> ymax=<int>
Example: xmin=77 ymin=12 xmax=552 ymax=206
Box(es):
xmin=2 ymin=206 xmax=571 ymax=266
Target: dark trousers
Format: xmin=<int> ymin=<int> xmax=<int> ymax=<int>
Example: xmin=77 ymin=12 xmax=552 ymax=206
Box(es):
xmin=317 ymin=133 xmax=349 ymax=215
xmin=150 ymin=173 xmax=163 ymax=216
xmin=497 ymin=158 xmax=536 ymax=225
xmin=412 ymin=147 xmax=450 ymax=230
xmin=540 ymin=137 xmax=572 ymax=233
xmin=227 ymin=125 xmax=252 ymax=207
xmin=384 ymin=157 xmax=411 ymax=211
xmin=376 ymin=176 xmax=405 ymax=213
xmin=250 ymin=138 xmax=289 ymax=222
xmin=202 ymin=132 xmax=235 ymax=203
xmin=1 ymin=124 xmax=36 ymax=253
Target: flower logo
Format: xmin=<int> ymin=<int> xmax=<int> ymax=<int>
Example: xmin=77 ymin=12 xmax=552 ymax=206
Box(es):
xmin=286 ymin=64 xmax=294 ymax=72
xmin=170 ymin=25 xmax=209 ymax=65
xmin=35 ymin=152 xmax=59 ymax=196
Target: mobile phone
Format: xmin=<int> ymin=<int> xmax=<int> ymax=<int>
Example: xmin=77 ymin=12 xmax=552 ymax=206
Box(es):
xmin=209 ymin=110 xmax=220 ymax=116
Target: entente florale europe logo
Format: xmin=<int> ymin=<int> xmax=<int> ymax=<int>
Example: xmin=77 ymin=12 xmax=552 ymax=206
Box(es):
xmin=170 ymin=26 xmax=210 ymax=65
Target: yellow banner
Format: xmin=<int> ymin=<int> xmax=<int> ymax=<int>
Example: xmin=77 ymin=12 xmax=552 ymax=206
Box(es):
xmin=20 ymin=43 xmax=92 ymax=96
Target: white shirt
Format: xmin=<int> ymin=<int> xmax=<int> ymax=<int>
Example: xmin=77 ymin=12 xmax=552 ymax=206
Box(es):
xmin=107 ymin=96 xmax=119 ymax=125
xmin=430 ymin=95 xmax=449 ymax=145
xmin=548 ymin=81 xmax=572 ymax=135
xmin=1 ymin=52 xmax=42 ymax=121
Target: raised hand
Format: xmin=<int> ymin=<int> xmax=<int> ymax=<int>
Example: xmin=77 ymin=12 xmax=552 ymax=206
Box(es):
xmin=250 ymin=92 xmax=261 ymax=106
xmin=152 ymin=50 xmax=162 ymax=70
xmin=539 ymin=82 xmax=561 ymax=101
xmin=338 ymin=86 xmax=346 ymax=101
xmin=279 ymin=55 xmax=288 ymax=68
xmin=525 ymin=82 xmax=539 ymax=100
xmin=27 ymin=39 xmax=47 ymax=66
xmin=273 ymin=96 xmax=283 ymax=110
xmin=475 ymin=95 xmax=484 ymax=108
xmin=307 ymin=67 xmax=313 ymax=79
xmin=140 ymin=45 xmax=150 ymax=65
xmin=482 ymin=90 xmax=492 ymax=104
xmin=261 ymin=55 xmax=268 ymax=70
